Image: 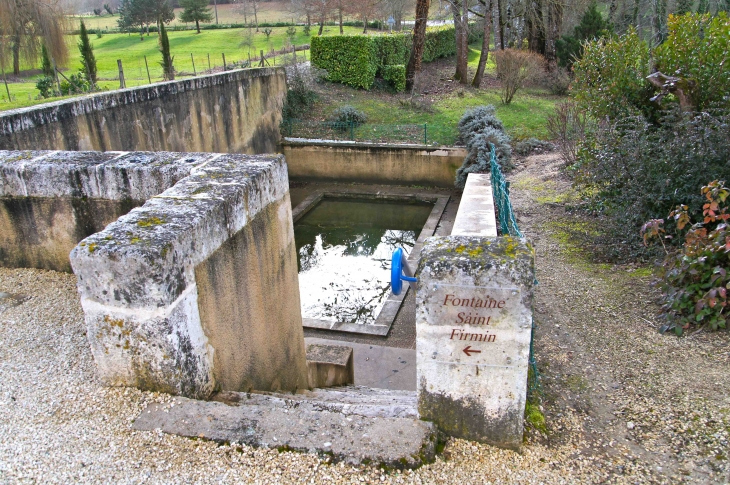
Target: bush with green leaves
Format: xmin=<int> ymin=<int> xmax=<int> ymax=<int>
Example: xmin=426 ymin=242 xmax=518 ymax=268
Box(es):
xmin=573 ymin=108 xmax=730 ymax=252
xmin=455 ymin=106 xmax=512 ymax=189
xmin=641 ymin=181 xmax=730 ymax=335
xmin=572 ymin=27 xmax=654 ymax=121
xmin=60 ymin=73 xmax=90 ymax=95
xmin=311 ymin=35 xmax=377 ymax=89
xmin=372 ymin=34 xmax=410 ymax=74
xmin=382 ymin=64 xmax=406 ymax=92
xmin=422 ymin=25 xmax=457 ymax=62
xmin=654 ymin=13 xmax=730 ymax=111
xmin=35 ymin=76 xmax=56 ymax=98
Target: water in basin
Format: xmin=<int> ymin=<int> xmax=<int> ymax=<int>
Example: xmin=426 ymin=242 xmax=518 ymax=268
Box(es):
xmin=294 ymin=198 xmax=433 ymax=325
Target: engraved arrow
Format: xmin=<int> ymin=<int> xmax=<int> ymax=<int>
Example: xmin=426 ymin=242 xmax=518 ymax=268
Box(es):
xmin=463 ymin=346 xmax=481 ymax=357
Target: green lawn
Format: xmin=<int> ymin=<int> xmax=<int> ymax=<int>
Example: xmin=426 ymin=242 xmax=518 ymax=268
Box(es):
xmin=1 ymin=26 xmax=361 ymax=110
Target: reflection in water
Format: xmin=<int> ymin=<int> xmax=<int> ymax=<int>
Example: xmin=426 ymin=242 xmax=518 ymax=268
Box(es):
xmin=294 ymin=199 xmax=433 ymax=325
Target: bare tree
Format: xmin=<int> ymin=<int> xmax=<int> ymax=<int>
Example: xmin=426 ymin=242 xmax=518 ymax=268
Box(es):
xmin=449 ymin=0 xmax=470 ymax=83
xmin=405 ymin=0 xmax=431 ymax=91
xmin=471 ymin=0 xmax=493 ymax=87
xmin=0 ymin=0 xmax=69 ymax=75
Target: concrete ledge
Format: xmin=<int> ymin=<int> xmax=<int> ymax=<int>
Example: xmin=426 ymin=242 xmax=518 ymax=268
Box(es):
xmin=451 ymin=173 xmax=498 ymax=237
xmin=0 ymin=150 xmax=210 ymax=271
xmin=282 ymin=140 xmax=466 ymax=188
xmin=0 ymin=68 xmax=286 ymax=154
xmin=306 ymin=343 xmax=354 ymax=388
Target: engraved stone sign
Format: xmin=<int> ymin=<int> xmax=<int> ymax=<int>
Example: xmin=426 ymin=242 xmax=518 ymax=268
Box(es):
xmin=416 ymin=236 xmax=535 ymax=449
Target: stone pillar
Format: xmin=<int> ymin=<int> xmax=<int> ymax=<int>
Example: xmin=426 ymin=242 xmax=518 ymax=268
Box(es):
xmin=416 ymin=235 xmax=535 ymax=449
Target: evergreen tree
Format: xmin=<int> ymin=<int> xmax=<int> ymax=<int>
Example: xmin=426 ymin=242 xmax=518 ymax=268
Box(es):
xmin=675 ymin=0 xmax=693 ymax=15
xmin=179 ymin=0 xmax=213 ymax=34
xmin=40 ymin=44 xmax=54 ymax=77
xmin=78 ymin=21 xmax=98 ymax=87
xmin=556 ymin=3 xmax=612 ymax=68
xmin=696 ymin=0 xmax=709 ymax=13
xmin=159 ymin=22 xmax=174 ymax=80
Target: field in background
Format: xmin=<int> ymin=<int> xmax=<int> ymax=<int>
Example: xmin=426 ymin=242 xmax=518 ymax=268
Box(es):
xmin=0 ymin=26 xmax=355 ymax=110
xmin=67 ymin=2 xmax=411 ymax=31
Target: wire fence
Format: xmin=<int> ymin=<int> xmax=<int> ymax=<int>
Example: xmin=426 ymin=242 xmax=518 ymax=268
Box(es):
xmin=0 ymin=46 xmax=309 ymax=105
xmin=488 ymin=143 xmax=540 ymax=394
xmin=282 ymin=119 xmax=430 ymax=145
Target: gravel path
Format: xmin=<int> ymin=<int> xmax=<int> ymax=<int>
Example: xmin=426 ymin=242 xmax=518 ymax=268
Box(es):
xmin=1 ymin=152 xmax=729 ymax=483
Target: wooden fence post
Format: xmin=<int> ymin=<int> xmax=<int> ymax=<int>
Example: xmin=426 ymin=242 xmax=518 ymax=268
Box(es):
xmin=144 ymin=56 xmax=151 ymax=84
xmin=117 ymin=60 xmax=126 ymax=89
xmin=191 ymin=53 xmax=196 ymax=75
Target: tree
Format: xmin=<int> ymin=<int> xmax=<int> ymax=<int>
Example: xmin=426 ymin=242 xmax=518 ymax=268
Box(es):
xmin=0 ymin=0 xmax=68 ymax=75
xmin=159 ymin=21 xmax=174 ymax=80
xmin=78 ymin=21 xmax=98 ymax=87
xmin=117 ymin=0 xmax=174 ymax=38
xmin=405 ymin=0 xmax=431 ymax=91
xmin=471 ymin=0 xmax=493 ymax=87
xmin=556 ymin=3 xmax=612 ymax=68
xmin=447 ymin=0 xmax=470 ymax=83
xmin=179 ymin=0 xmax=213 ymax=33
xmin=40 ymin=43 xmax=54 ymax=77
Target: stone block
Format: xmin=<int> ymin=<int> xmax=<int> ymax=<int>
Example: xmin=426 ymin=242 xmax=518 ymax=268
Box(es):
xmin=306 ymin=344 xmax=354 ymax=388
xmin=70 ymin=153 xmax=309 ymax=399
xmin=416 ymin=236 xmax=535 ymax=449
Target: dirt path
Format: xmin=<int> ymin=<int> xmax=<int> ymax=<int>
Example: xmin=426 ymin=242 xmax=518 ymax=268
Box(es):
xmin=511 ymin=152 xmax=730 ymax=484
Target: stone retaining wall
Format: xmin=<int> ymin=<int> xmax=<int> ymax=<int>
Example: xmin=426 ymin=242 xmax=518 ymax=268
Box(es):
xmin=282 ymin=140 xmax=466 ymax=188
xmin=0 ymin=68 xmax=286 ymax=154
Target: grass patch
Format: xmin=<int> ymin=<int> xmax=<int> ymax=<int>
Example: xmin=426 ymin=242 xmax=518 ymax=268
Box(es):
xmin=312 ymin=86 xmax=561 ymax=145
xmin=525 ymin=402 xmax=547 ymax=434
xmin=0 ymin=26 xmax=362 ymax=111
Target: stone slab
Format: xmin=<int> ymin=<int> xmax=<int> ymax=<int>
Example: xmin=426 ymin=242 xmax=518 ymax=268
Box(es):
xmin=416 ymin=236 xmax=535 ymax=450
xmin=451 ymin=173 xmax=498 ymax=237
xmin=133 ymin=387 xmax=435 ymax=468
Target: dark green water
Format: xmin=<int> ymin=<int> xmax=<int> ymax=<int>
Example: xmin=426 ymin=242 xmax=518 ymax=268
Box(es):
xmin=294 ymin=198 xmax=433 ymax=325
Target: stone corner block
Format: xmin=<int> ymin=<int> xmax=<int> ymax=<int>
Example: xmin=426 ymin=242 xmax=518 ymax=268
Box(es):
xmin=416 ymin=235 xmax=535 ymax=450
xmin=69 ymin=153 xmax=308 ymax=399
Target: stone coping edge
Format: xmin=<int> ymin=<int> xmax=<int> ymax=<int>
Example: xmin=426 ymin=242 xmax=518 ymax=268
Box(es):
xmin=0 ymin=68 xmax=282 ymax=135
xmin=69 ymin=152 xmax=289 ymax=309
xmin=282 ymin=137 xmax=467 ymax=153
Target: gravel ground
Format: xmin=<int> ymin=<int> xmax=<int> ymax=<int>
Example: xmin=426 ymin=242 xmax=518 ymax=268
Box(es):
xmin=1 ymin=152 xmax=729 ymax=483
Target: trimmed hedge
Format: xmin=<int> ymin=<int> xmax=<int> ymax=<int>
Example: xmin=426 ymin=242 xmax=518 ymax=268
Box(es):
xmin=311 ymin=35 xmax=377 ymax=89
xmin=372 ymin=34 xmax=410 ymax=75
xmin=423 ymin=25 xmax=457 ymax=62
xmin=310 ymin=26 xmax=456 ymax=90
xmin=383 ymin=65 xmax=406 ymax=92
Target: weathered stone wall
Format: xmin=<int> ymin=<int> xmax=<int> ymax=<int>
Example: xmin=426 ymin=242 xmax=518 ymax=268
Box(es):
xmin=67 ymin=151 xmax=309 ymax=398
xmin=0 ymin=68 xmax=286 ymax=154
xmin=0 ymin=150 xmax=200 ymax=271
xmin=282 ymin=140 xmax=466 ymax=187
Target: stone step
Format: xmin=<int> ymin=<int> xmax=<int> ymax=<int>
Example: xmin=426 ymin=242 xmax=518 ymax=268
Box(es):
xmin=133 ymin=386 xmax=434 ymax=468
xmin=213 ymin=386 xmax=418 ymax=419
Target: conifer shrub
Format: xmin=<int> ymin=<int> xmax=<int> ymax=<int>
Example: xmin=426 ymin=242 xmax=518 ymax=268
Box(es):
xmin=455 ymin=106 xmax=512 ymax=189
